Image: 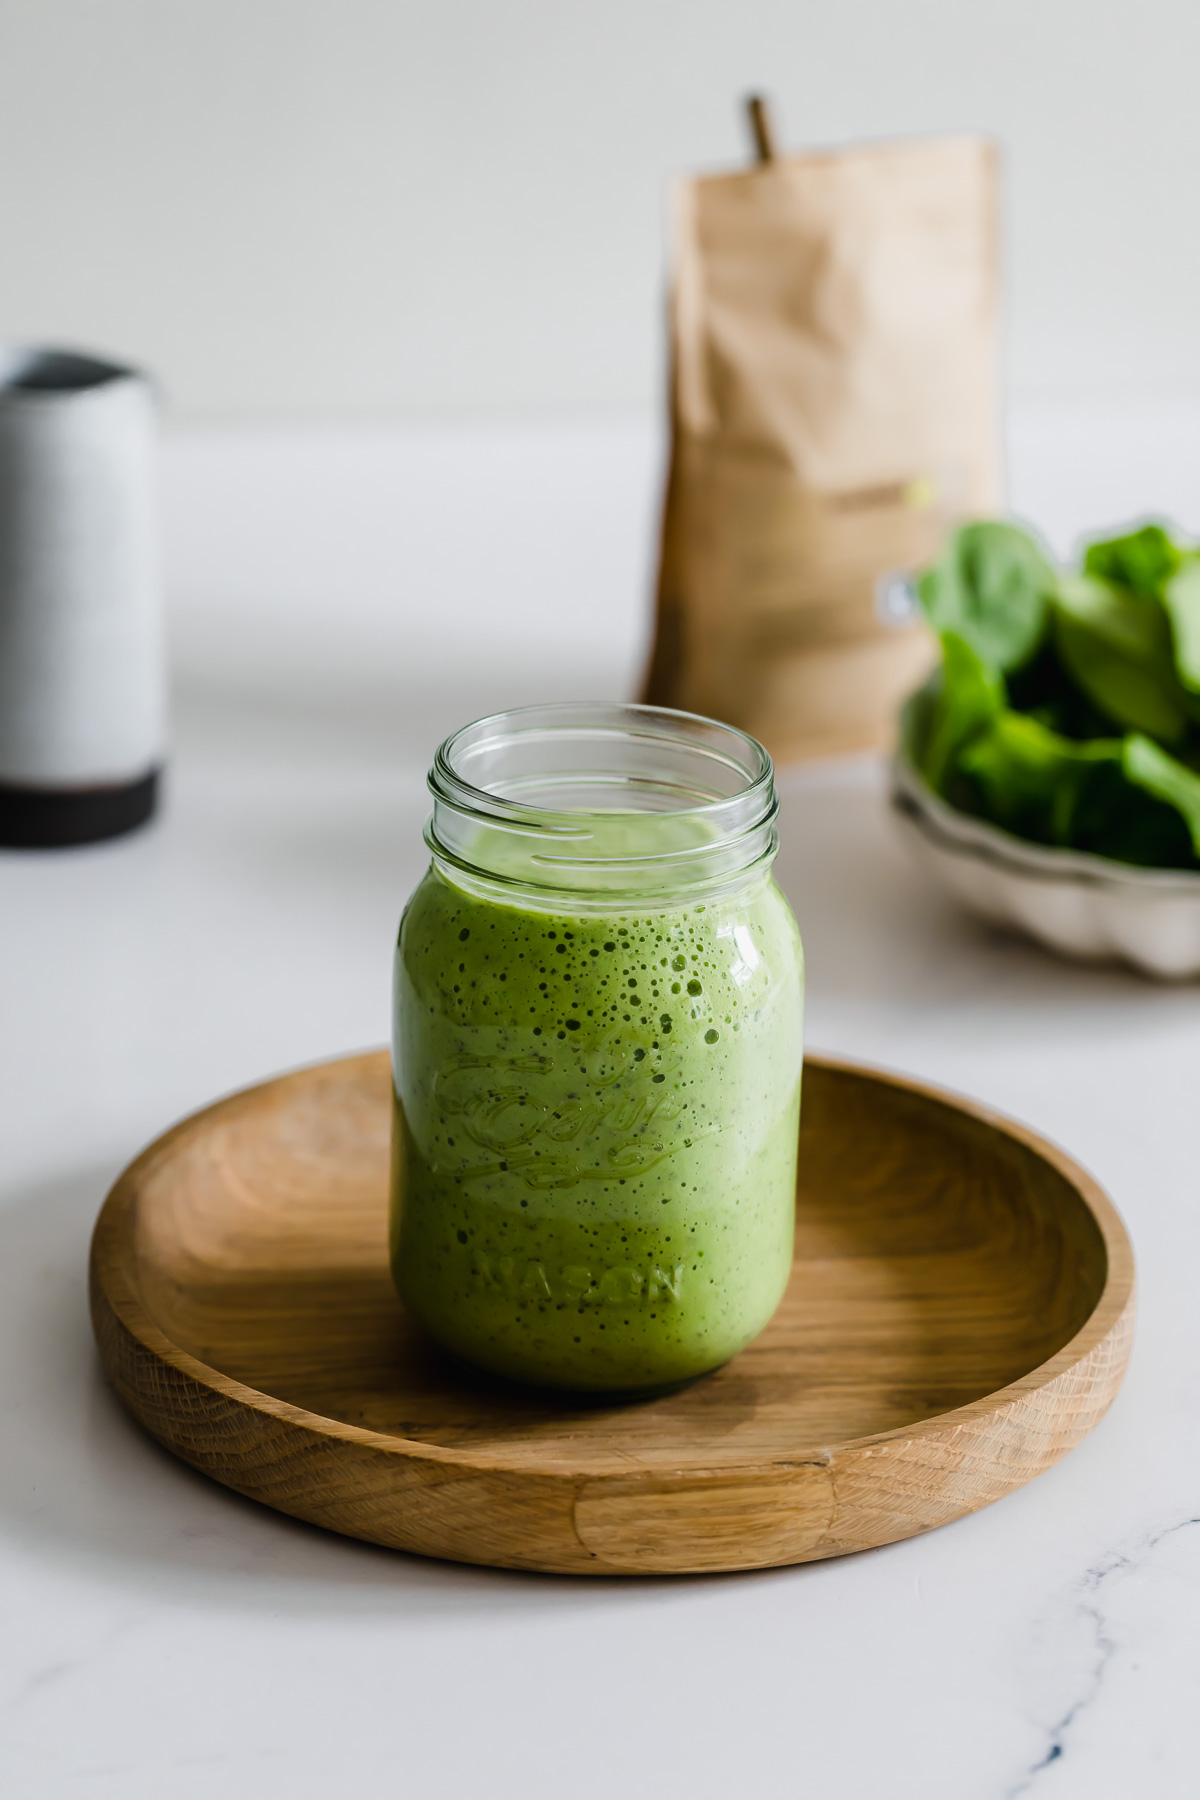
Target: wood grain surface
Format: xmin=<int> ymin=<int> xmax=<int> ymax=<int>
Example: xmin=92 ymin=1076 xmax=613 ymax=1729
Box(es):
xmin=89 ymin=1051 xmax=1135 ymax=1575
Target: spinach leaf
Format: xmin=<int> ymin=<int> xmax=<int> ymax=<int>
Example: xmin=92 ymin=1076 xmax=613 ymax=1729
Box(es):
xmin=1083 ymin=522 xmax=1181 ymax=600
xmin=1162 ymin=554 xmax=1200 ymax=695
xmin=1006 ymin=637 xmax=1117 ymax=742
xmin=1123 ymin=734 xmax=1200 ymax=856
xmin=956 ymin=711 xmax=1122 ymax=847
xmin=917 ymin=521 xmax=1055 ymax=673
xmin=1073 ymin=748 xmax=1195 ymax=867
xmin=1053 ymin=573 xmax=1190 ymax=744
xmin=918 ymin=631 xmax=1004 ymax=792
xmin=908 ymin=515 xmax=1200 ymax=872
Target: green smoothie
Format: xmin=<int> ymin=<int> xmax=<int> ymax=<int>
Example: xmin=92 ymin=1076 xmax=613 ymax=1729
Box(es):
xmin=391 ymin=864 xmax=803 ymax=1392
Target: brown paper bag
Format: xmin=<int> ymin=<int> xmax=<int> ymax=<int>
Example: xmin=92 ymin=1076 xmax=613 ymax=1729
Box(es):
xmin=642 ymin=131 xmax=1002 ymax=761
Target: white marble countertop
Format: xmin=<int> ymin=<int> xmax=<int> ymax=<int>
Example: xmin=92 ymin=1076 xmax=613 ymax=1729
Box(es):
xmin=3 ymin=409 xmax=1200 ymax=1799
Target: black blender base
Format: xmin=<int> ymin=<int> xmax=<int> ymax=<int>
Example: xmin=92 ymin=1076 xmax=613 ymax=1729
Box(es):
xmin=0 ymin=767 xmax=160 ymax=848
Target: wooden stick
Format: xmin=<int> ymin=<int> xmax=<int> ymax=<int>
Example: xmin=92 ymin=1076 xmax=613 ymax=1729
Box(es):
xmin=746 ymin=94 xmax=778 ymax=165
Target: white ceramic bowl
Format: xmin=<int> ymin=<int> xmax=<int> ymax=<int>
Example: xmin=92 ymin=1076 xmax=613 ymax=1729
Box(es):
xmin=891 ymin=753 xmax=1200 ymax=979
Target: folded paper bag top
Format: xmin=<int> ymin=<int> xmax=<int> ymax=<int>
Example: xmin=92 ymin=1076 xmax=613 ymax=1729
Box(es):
xmin=0 ymin=347 xmax=164 ymax=847
xmin=642 ymin=121 xmax=1003 ymax=764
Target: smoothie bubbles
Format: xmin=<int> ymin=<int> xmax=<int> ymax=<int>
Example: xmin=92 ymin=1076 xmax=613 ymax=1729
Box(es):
xmin=391 ymin=702 xmax=804 ymax=1393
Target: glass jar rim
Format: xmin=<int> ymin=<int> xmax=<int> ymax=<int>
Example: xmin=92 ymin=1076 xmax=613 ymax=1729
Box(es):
xmin=426 ymin=701 xmax=779 ymax=904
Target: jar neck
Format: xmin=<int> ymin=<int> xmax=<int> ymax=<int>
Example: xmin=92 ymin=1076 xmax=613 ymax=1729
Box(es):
xmin=424 ymin=703 xmax=780 ymax=914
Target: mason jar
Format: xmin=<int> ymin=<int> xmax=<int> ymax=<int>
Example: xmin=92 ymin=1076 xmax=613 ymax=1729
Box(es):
xmin=391 ymin=702 xmax=804 ymax=1394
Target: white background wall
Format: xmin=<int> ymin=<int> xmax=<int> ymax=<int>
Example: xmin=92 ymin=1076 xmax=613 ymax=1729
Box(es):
xmin=1 ymin=0 xmax=1197 ymax=420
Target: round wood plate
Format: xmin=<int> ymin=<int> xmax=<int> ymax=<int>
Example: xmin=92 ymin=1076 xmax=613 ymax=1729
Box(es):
xmin=90 ymin=1051 xmax=1135 ymax=1576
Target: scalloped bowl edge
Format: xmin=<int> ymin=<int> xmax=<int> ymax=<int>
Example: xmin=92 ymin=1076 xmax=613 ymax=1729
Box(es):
xmin=891 ymin=754 xmax=1200 ymax=980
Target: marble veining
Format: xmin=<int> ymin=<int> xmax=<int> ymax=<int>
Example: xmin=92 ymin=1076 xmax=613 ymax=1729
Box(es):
xmin=1006 ymin=1514 xmax=1200 ymax=1796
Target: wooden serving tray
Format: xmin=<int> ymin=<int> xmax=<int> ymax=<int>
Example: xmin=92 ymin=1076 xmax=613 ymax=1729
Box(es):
xmin=90 ymin=1051 xmax=1134 ymax=1576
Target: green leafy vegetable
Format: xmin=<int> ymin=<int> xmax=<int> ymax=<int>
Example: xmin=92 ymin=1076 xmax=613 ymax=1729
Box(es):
xmin=1052 ymin=572 xmax=1190 ymax=744
xmin=1162 ymin=555 xmax=1200 ymax=694
xmin=1083 ymin=523 xmax=1181 ymax=600
xmin=903 ymin=515 xmax=1200 ymax=873
xmin=920 ymin=631 xmax=1004 ymax=791
xmin=1122 ymin=734 xmax=1200 ymax=856
xmin=955 ymin=712 xmax=1121 ymax=847
xmin=917 ymin=521 xmax=1055 ymax=673
xmin=1069 ymin=751 xmax=1193 ymax=868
